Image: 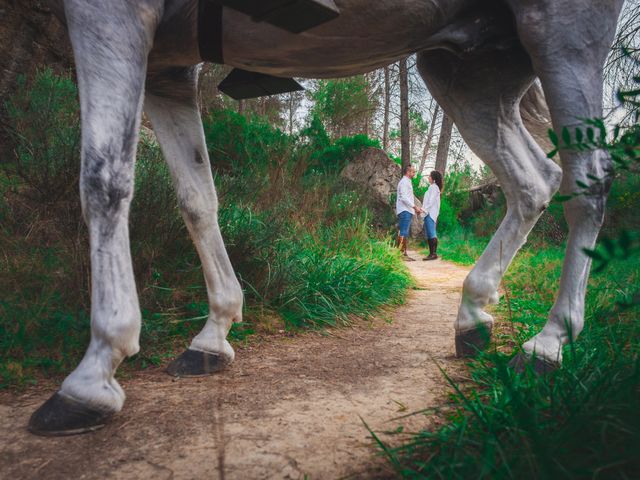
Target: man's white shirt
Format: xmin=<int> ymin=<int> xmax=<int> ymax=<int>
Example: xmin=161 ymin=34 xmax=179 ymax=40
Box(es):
xmin=396 ymin=176 xmax=415 ymax=215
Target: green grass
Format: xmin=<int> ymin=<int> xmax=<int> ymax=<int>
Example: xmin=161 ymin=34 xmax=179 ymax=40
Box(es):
xmin=437 ymin=232 xmax=489 ymax=266
xmin=383 ymin=233 xmax=640 ymax=479
xmin=0 ymin=70 xmax=412 ymax=388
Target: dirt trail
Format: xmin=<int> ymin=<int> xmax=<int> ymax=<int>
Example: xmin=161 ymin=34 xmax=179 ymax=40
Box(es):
xmin=1 ymin=254 xmax=470 ymax=479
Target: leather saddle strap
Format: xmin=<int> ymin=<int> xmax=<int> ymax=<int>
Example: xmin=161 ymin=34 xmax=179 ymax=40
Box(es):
xmin=198 ymin=0 xmax=224 ymax=63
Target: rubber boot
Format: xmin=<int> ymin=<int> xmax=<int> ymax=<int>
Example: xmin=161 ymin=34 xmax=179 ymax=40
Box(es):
xmin=423 ymin=238 xmax=434 ymax=260
xmin=424 ymin=238 xmax=438 ymax=260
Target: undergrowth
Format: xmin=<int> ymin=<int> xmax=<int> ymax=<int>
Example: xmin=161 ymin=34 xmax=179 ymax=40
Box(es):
xmin=0 ymin=70 xmax=410 ymax=388
xmin=380 ymin=242 xmax=640 ymax=479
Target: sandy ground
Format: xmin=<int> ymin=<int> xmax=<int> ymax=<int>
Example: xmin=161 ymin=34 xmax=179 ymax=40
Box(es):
xmin=0 ymin=253 xmax=471 ymax=479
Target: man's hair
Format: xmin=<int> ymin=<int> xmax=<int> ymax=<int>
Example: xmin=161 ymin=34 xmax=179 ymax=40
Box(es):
xmin=402 ymin=165 xmax=414 ymax=175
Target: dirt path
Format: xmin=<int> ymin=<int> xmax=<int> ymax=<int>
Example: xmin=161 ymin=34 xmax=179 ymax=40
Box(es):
xmin=1 ymin=255 xmax=470 ymax=479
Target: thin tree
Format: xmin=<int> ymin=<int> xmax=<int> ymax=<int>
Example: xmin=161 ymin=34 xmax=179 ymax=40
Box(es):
xmin=418 ymin=101 xmax=440 ymax=175
xmin=383 ymin=65 xmax=391 ymax=150
xmin=399 ymin=57 xmax=410 ymax=171
xmin=434 ymin=112 xmax=453 ymax=174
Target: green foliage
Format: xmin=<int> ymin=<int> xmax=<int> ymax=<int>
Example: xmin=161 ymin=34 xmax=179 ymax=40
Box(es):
xmin=3 ymin=69 xmax=80 ymax=204
xmin=385 ymin=243 xmax=640 ymax=479
xmin=1 ymin=71 xmax=410 ymax=387
xmin=204 ymin=108 xmax=295 ymax=177
xmin=309 ymin=76 xmax=373 ymax=138
xmin=435 ymin=197 xmax=460 ymax=235
xmin=304 ymin=130 xmax=380 ymax=174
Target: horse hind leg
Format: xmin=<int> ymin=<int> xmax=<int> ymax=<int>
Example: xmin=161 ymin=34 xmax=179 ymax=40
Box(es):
xmin=144 ymin=66 xmax=243 ymax=377
xmin=507 ymin=0 xmax=624 ymax=369
xmin=417 ymin=43 xmax=562 ymax=357
xmin=28 ymin=0 xmax=163 ymax=436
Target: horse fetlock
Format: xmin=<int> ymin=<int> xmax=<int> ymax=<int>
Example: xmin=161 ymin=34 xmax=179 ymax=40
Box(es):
xmin=522 ymin=333 xmax=564 ymax=366
xmin=60 ymin=370 xmax=126 ymax=414
xmin=95 ymin=316 xmax=141 ymax=358
xmin=462 ymin=273 xmax=497 ymax=305
xmin=190 ymin=318 xmax=236 ymax=361
xmin=455 ymin=300 xmax=494 ymax=334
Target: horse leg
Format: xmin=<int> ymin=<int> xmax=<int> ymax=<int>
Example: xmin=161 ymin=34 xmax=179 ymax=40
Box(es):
xmin=417 ymin=44 xmax=562 ymax=357
xmin=29 ymin=0 xmax=162 ymax=435
xmin=507 ymin=0 xmax=624 ymax=369
xmin=144 ymin=66 xmax=243 ymax=376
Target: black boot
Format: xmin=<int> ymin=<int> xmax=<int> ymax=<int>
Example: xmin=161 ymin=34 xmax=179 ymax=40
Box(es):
xmin=424 ymin=238 xmax=438 ymax=260
xmin=423 ymin=237 xmax=434 ymax=260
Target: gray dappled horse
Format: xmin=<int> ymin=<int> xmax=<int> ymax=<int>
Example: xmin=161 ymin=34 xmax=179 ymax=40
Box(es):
xmin=30 ymin=0 xmax=624 ymax=435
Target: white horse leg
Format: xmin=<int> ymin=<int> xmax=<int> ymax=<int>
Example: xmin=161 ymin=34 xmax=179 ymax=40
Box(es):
xmin=144 ymin=66 xmax=243 ymax=376
xmin=508 ymin=0 xmax=624 ymax=369
xmin=29 ymin=0 xmax=162 ymax=435
xmin=417 ymin=43 xmax=562 ymax=357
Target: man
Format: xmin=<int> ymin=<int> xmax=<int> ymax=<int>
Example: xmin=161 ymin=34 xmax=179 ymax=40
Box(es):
xmin=396 ymin=165 xmax=421 ymax=260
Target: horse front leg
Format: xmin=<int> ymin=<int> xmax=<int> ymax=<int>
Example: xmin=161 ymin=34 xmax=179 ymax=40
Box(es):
xmin=417 ymin=44 xmax=562 ymax=358
xmin=29 ymin=0 xmax=162 ymax=435
xmin=508 ymin=0 xmax=624 ymax=371
xmin=144 ymin=66 xmax=243 ymax=376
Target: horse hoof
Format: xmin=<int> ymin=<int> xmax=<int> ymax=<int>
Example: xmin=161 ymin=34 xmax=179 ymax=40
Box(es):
xmin=166 ymin=349 xmax=230 ymax=377
xmin=455 ymin=323 xmax=493 ymax=358
xmin=28 ymin=392 xmax=113 ymax=436
xmin=509 ymin=352 xmax=559 ymax=375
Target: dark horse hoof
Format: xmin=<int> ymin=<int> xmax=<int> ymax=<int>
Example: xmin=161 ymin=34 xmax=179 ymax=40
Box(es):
xmin=509 ymin=352 xmax=559 ymax=375
xmin=28 ymin=392 xmax=113 ymax=436
xmin=455 ymin=323 xmax=493 ymax=358
xmin=166 ymin=349 xmax=230 ymax=377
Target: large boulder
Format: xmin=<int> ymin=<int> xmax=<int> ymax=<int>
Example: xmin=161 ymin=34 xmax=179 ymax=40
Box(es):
xmin=341 ymin=147 xmax=423 ymax=238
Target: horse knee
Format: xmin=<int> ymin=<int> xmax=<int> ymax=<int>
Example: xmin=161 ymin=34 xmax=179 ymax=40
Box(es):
xmin=80 ymin=166 xmax=134 ymax=222
xmin=176 ymin=186 xmax=218 ymax=226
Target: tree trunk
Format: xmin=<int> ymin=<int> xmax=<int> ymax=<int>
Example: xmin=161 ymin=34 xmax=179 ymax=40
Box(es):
xmin=288 ymin=92 xmax=294 ymax=135
xmin=383 ymin=66 xmax=391 ymax=150
xmin=238 ymin=99 xmax=244 ymax=115
xmin=418 ymin=102 xmax=440 ymax=175
xmin=399 ymin=58 xmax=410 ymax=172
xmin=434 ymin=112 xmax=453 ymax=174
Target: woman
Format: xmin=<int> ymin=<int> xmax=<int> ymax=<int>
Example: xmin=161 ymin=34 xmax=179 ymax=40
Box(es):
xmin=421 ymin=170 xmax=443 ymax=260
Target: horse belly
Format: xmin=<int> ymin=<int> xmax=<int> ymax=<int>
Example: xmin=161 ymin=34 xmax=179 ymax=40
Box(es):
xmin=221 ymin=0 xmax=471 ymax=78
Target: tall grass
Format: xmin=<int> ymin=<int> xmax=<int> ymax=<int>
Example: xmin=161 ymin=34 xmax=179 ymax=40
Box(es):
xmin=0 ymin=70 xmax=411 ymax=387
xmin=382 ymin=219 xmax=640 ymax=477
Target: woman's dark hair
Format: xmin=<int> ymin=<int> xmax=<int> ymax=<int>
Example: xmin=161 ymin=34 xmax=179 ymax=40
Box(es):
xmin=430 ymin=170 xmax=443 ymax=191
xmin=402 ymin=164 xmax=414 ymax=175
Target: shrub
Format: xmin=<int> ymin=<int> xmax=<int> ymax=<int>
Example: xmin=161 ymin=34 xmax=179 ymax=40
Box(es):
xmin=3 ymin=69 xmax=80 ymax=205
xmin=1 ymin=72 xmax=413 ymax=388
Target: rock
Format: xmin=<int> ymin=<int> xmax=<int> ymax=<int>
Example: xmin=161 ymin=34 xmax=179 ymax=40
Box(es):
xmin=0 ymin=0 xmax=73 ymax=160
xmin=0 ymin=1 xmax=72 ymax=101
xmin=341 ymin=147 xmax=424 ymax=238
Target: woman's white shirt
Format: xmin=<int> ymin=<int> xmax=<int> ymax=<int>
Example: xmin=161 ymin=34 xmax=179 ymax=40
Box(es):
xmin=421 ymin=184 xmax=441 ymax=222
